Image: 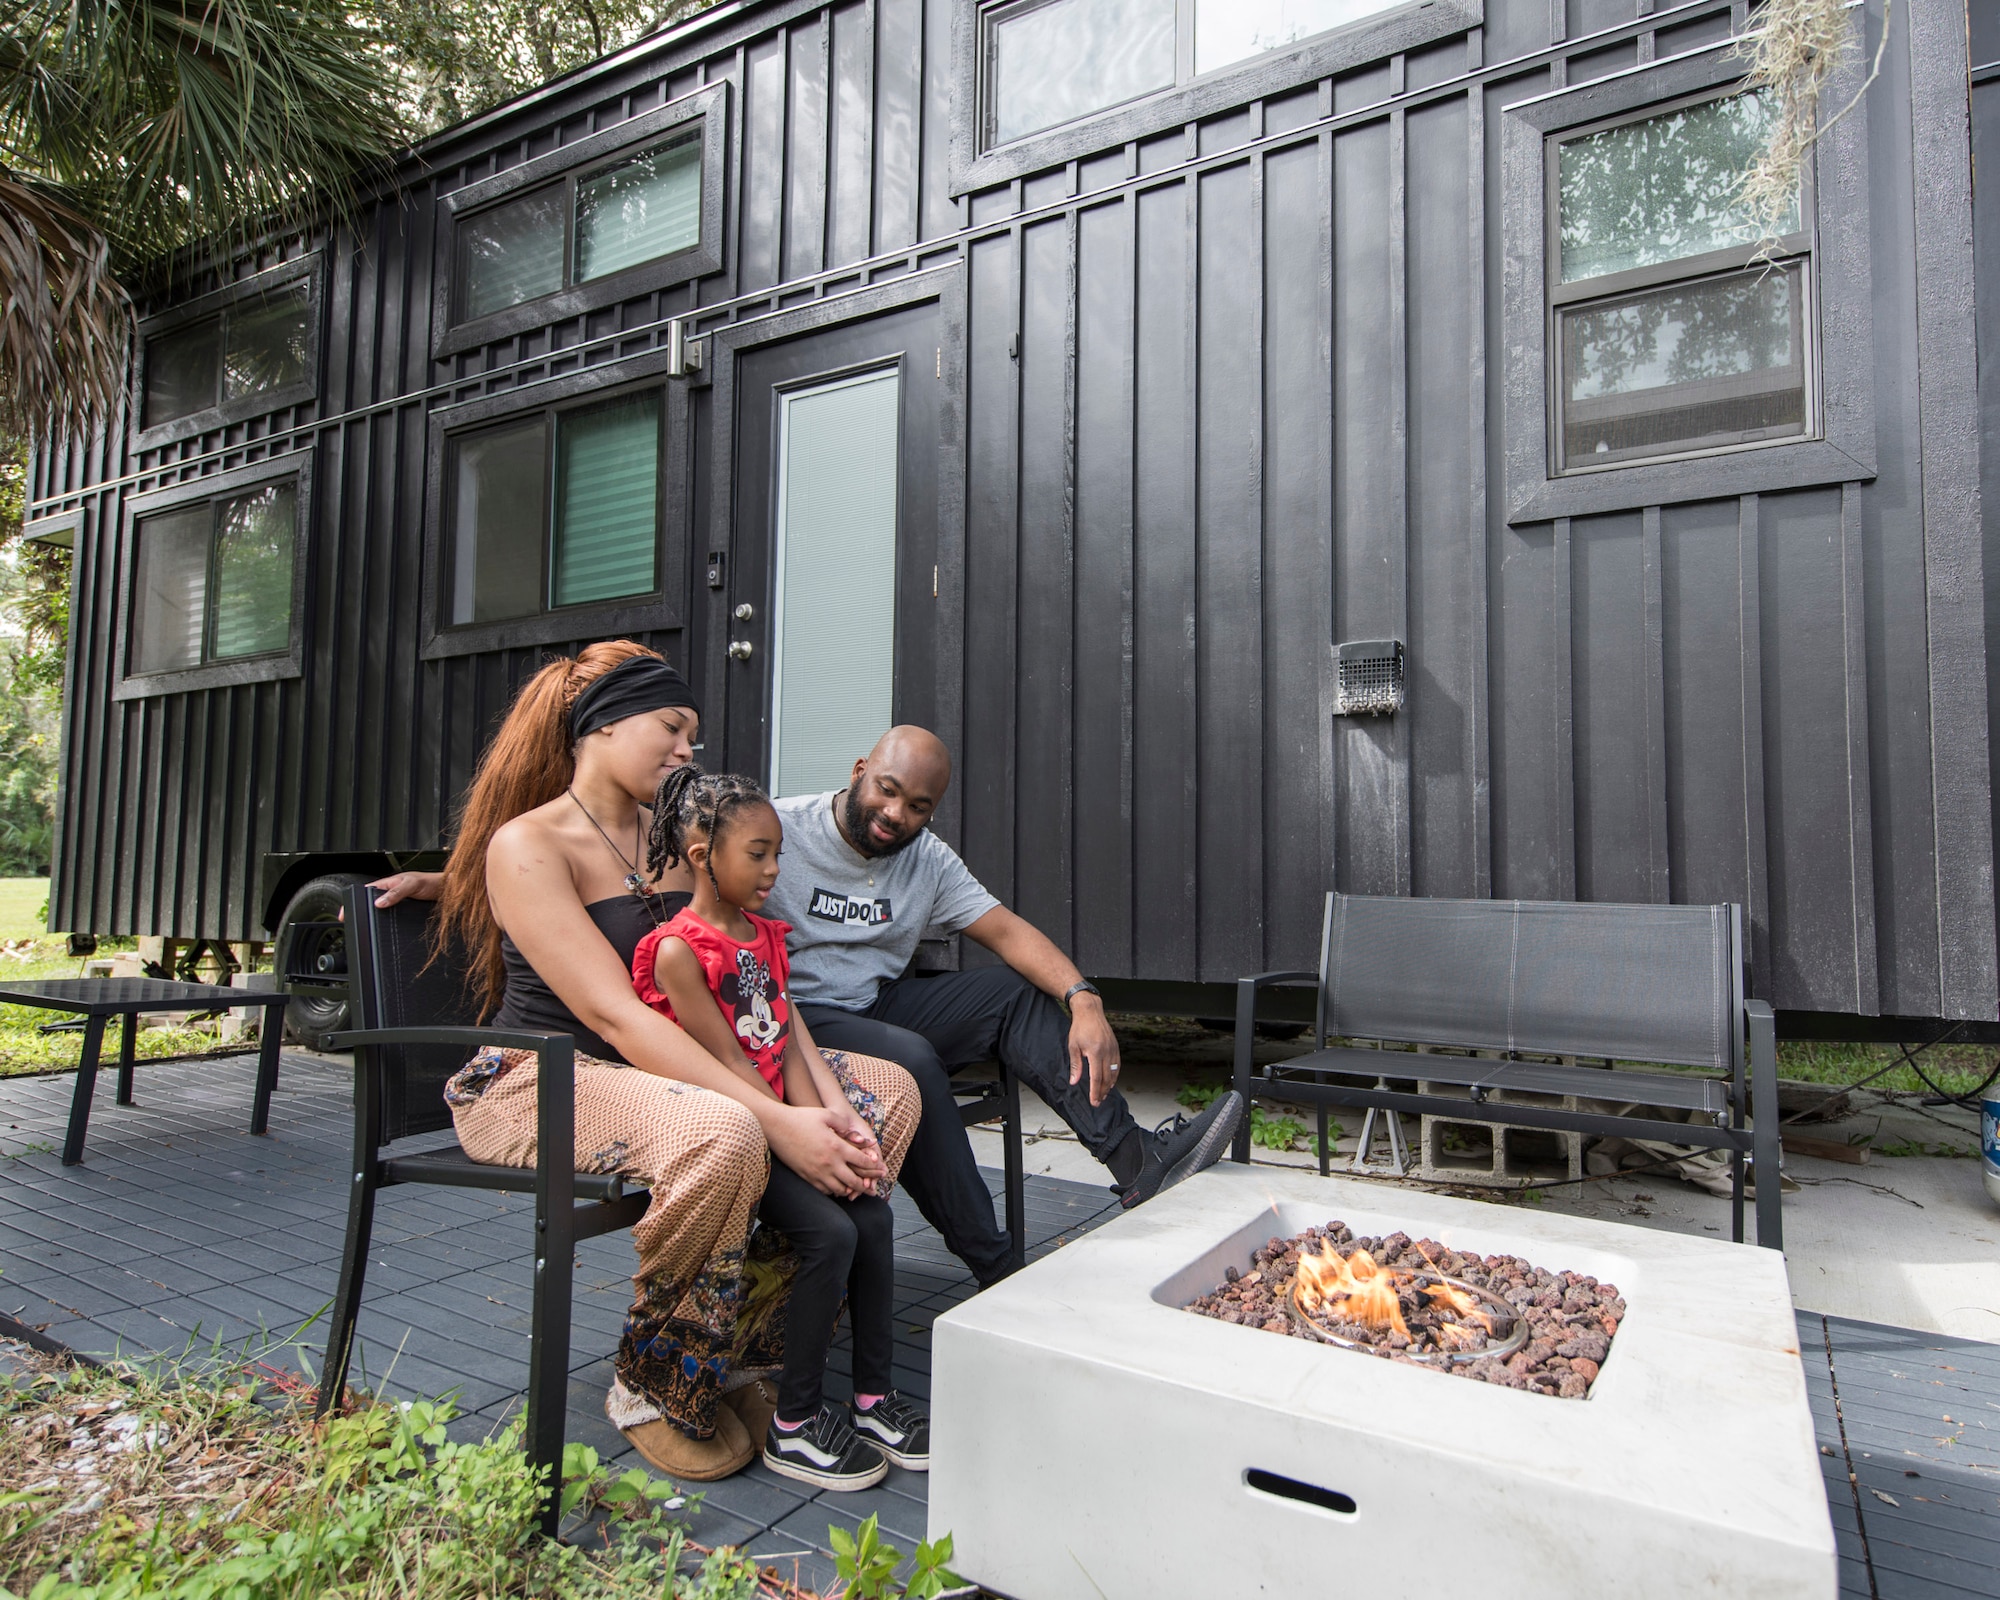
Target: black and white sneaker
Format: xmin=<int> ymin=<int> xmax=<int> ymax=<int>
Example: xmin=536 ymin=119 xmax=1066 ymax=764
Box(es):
xmin=851 ymin=1391 xmax=930 ymax=1470
xmin=762 ymin=1403 xmax=888 ymax=1491
xmin=1119 ymin=1092 xmax=1246 ymax=1210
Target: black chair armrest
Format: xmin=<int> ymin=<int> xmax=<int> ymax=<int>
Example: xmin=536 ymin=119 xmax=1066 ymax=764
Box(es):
xmin=1231 ymin=971 xmax=1319 ymax=1163
xmin=323 ymin=1025 xmax=573 ymax=1054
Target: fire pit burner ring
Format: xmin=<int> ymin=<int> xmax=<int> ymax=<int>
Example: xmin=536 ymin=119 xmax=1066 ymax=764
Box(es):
xmin=1285 ymin=1269 xmax=1529 ymax=1365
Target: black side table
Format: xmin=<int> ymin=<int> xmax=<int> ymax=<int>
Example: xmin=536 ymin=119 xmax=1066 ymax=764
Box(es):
xmin=0 ymin=978 xmax=290 ymax=1165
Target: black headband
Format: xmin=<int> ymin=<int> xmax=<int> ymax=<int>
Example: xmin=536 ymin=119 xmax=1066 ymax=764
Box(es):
xmin=568 ymin=656 xmax=701 ymax=742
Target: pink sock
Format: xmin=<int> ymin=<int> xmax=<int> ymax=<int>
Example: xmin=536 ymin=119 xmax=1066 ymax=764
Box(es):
xmin=775 ymin=1415 xmax=808 ymax=1432
xmin=854 ymin=1393 xmax=884 ymax=1410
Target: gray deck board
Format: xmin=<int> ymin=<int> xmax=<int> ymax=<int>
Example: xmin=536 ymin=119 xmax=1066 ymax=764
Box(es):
xmin=2 ymin=1053 xmax=1996 ymax=1596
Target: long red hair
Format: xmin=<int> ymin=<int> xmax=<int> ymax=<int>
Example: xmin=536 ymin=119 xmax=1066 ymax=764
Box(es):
xmin=437 ymin=639 xmax=664 ymax=1017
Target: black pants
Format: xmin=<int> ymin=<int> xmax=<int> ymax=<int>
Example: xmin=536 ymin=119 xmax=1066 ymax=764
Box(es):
xmin=800 ymin=966 xmax=1143 ymax=1284
xmin=758 ymin=1159 xmax=894 ymax=1421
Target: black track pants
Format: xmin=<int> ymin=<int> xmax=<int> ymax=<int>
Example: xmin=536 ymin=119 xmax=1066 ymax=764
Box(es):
xmin=757 ymin=1158 xmax=895 ymax=1420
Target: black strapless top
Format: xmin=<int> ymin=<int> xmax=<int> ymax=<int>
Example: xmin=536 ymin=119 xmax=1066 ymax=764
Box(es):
xmin=490 ymin=891 xmax=691 ymax=1065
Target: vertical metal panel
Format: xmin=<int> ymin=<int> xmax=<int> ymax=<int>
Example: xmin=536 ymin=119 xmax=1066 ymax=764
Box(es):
xmin=960 ymin=231 xmax=1020 ymax=906
xmin=829 ymin=1 xmax=876 ymax=265
xmin=785 ymin=11 xmax=830 ymax=279
xmin=1071 ymin=197 xmax=1136 ymax=975
xmin=1130 ymin=178 xmax=1198 ymax=979
xmin=1194 ymin=157 xmax=1263 ymax=976
xmin=1260 ymin=136 xmax=1334 ymax=964
xmin=1405 ymin=92 xmax=1480 ymax=898
xmin=1332 ymin=114 xmax=1408 ymax=897
xmin=1013 ymin=215 xmax=1075 ymax=943
xmin=1907 ymin=0 xmax=1999 ymax=1017
xmin=872 ymin=0 xmax=920 ymax=252
xmin=1570 ymin=510 xmax=1653 ymax=903
xmin=740 ymin=31 xmax=788 ymax=291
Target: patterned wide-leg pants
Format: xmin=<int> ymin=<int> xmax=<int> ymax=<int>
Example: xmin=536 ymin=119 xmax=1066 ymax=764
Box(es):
xmin=444 ymin=1048 xmax=918 ymax=1439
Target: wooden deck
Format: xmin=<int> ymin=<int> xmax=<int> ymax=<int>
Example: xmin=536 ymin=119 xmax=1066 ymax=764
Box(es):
xmin=0 ymin=1051 xmax=1992 ymax=1596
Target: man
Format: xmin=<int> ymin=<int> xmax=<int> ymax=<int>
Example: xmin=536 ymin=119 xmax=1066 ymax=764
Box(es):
xmin=764 ymin=726 xmax=1244 ymax=1286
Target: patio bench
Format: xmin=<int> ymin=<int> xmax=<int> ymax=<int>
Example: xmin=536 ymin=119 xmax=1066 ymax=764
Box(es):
xmin=1229 ymin=893 xmax=1781 ymax=1249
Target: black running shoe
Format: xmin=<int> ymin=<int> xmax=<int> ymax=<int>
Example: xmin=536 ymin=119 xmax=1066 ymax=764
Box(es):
xmin=850 ymin=1391 xmax=930 ymax=1470
xmin=762 ymin=1403 xmax=888 ymax=1491
xmin=1119 ymin=1091 xmax=1246 ymax=1210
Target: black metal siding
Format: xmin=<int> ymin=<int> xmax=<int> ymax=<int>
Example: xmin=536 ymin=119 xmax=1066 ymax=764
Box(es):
xmin=31 ymin=0 xmax=2000 ymax=1022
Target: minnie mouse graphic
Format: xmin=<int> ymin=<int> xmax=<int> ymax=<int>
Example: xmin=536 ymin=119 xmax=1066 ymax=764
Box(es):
xmin=721 ymin=946 xmax=787 ymax=1055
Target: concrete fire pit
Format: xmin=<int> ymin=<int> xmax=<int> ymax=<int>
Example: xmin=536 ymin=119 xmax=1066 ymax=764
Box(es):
xmin=929 ymin=1163 xmax=1834 ymax=1599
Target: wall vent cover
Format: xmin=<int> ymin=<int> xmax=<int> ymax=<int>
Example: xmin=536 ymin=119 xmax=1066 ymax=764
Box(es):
xmin=1336 ymin=639 xmax=1405 ymax=716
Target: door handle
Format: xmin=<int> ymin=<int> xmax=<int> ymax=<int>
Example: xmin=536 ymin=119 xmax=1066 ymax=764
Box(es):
xmin=728 ymin=640 xmax=754 ymax=660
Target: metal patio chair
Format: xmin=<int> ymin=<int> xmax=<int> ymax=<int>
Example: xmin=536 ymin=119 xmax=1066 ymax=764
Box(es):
xmin=1231 ymin=893 xmax=1782 ymax=1249
xmin=315 ymin=883 xmax=645 ymax=1535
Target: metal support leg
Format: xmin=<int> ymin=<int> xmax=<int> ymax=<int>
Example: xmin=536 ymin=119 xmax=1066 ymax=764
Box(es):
xmin=1348 ymin=1089 xmax=1411 ymax=1177
xmin=114 ymin=1012 xmax=137 ymax=1105
xmin=319 ymin=1162 xmax=379 ymax=1418
xmin=1002 ymin=1065 xmax=1026 ymax=1272
xmin=251 ymin=999 xmax=284 ymax=1135
xmin=61 ymin=1014 xmax=108 ymax=1166
xmin=1317 ymin=1102 xmax=1330 ymax=1175
xmin=1231 ymin=979 xmax=1256 ymax=1165
xmin=529 ymin=1039 xmax=577 ymax=1539
xmin=1746 ymin=1001 xmax=1782 ymax=1252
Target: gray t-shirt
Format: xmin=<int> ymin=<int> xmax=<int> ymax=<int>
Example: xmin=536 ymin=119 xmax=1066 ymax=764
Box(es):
xmin=767 ymin=791 xmax=1000 ymax=1011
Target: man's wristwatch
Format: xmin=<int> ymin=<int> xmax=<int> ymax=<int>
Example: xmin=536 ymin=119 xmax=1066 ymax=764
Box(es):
xmin=1062 ymin=980 xmax=1101 ymax=1007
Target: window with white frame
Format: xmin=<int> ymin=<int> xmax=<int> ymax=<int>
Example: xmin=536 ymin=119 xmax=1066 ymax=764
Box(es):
xmin=1549 ymin=87 xmax=1814 ymax=473
xmin=980 ymin=0 xmax=1411 ymax=147
xmin=130 ymin=482 xmax=298 ymax=675
xmin=445 ymin=388 xmax=663 ymax=627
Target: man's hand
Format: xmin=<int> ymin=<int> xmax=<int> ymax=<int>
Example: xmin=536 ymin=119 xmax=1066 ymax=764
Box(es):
xmin=1065 ymin=995 xmax=1122 ymax=1107
xmin=369 ymin=870 xmax=444 ymax=908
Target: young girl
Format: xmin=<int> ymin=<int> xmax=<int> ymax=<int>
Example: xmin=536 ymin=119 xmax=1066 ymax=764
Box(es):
xmin=632 ymin=765 xmax=929 ymax=1491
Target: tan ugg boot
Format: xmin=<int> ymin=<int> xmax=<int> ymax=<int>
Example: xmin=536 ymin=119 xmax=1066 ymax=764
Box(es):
xmin=620 ymin=1402 xmax=754 ymax=1481
xmin=721 ymin=1376 xmax=780 ymax=1442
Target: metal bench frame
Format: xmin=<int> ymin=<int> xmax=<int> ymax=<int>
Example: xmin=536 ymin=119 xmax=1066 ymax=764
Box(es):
xmin=1230 ymin=893 xmax=1781 ymax=1250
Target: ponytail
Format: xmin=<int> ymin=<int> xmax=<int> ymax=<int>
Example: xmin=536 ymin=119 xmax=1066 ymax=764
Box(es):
xmin=436 ymin=639 xmax=663 ymax=1017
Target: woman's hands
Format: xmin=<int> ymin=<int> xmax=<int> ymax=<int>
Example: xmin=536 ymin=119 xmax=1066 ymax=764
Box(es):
xmin=764 ymin=1102 xmax=887 ymax=1199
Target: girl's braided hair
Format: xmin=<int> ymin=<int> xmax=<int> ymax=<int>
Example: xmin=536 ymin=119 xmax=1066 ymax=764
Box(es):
xmin=646 ymin=764 xmax=772 ymax=890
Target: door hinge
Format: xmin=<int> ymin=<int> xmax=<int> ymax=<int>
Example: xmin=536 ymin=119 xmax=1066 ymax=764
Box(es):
xmin=935 ymin=346 xmax=942 ymax=380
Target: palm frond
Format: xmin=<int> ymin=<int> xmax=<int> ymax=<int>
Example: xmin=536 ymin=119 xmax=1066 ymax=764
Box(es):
xmin=0 ymin=168 xmax=129 ymax=438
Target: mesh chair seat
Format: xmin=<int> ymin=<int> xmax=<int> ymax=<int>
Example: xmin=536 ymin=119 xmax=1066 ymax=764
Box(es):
xmin=1271 ymin=1044 xmax=1731 ymax=1117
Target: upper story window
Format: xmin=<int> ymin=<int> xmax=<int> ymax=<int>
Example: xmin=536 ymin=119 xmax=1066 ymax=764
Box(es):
xmin=447 ymin=387 xmax=663 ymax=627
xmin=434 ymin=84 xmax=726 ymax=358
xmin=982 ymin=0 xmax=1410 ymax=147
xmin=117 ymin=452 xmax=312 ymax=699
xmin=1549 ymin=88 xmax=1812 ymax=474
xmin=455 ymin=135 xmax=703 ymax=322
xmin=133 ymin=258 xmax=319 ymax=449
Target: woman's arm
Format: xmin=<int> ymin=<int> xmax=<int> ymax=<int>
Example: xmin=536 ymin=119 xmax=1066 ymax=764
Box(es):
xmin=487 ymin=820 xmax=880 ymax=1195
xmin=789 ymin=1012 xmax=879 ymax=1155
xmin=651 ymin=938 xmax=777 ymax=1101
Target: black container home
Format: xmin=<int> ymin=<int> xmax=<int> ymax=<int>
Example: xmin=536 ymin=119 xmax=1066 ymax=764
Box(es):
xmin=24 ymin=0 xmax=2000 ymax=1033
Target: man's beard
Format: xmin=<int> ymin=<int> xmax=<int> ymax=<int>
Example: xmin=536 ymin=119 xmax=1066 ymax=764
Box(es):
xmin=843 ymin=785 xmax=921 ymax=860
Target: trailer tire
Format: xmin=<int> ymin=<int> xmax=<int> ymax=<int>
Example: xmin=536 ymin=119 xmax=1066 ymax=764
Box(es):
xmin=277 ymin=872 xmax=368 ymax=1044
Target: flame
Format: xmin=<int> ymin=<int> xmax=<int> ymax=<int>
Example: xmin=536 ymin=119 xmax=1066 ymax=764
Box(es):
xmin=1422 ymin=1280 xmax=1495 ymax=1335
xmin=1295 ymin=1246 xmax=1410 ymax=1338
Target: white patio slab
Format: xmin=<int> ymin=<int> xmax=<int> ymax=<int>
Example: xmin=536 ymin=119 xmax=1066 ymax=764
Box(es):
xmin=930 ymin=1161 xmax=1835 ymax=1600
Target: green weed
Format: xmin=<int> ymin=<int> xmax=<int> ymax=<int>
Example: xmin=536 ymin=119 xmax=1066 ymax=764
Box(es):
xmin=828 ymin=1514 xmax=962 ymax=1600
xmin=1176 ymin=1079 xmax=1340 ymax=1153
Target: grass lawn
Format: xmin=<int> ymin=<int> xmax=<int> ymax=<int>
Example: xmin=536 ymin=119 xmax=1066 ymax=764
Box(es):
xmin=0 ymin=877 xmax=50 ymax=941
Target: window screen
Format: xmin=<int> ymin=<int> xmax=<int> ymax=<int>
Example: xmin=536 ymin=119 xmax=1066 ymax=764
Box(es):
xmin=551 ymin=394 xmax=660 ymax=607
xmin=1194 ymin=0 xmax=1404 ymax=74
xmin=770 ymin=370 xmax=900 ymax=796
xmin=988 ymin=0 xmax=1175 ymax=145
xmin=575 ymin=139 xmax=703 ymax=283
xmin=210 ymin=487 xmax=298 ymax=659
xmin=1550 ymin=88 xmax=1813 ymax=474
xmin=457 ymin=188 xmax=566 ymax=321
xmin=142 ymin=283 xmax=312 ymax=430
xmin=450 ymin=417 xmax=548 ymax=625
xmin=130 ymin=484 xmax=298 ymax=675
xmin=131 ymin=508 xmax=211 ymax=674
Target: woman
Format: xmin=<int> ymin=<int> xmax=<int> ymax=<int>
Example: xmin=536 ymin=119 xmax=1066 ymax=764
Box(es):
xmin=431 ymin=639 xmax=918 ymax=1480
